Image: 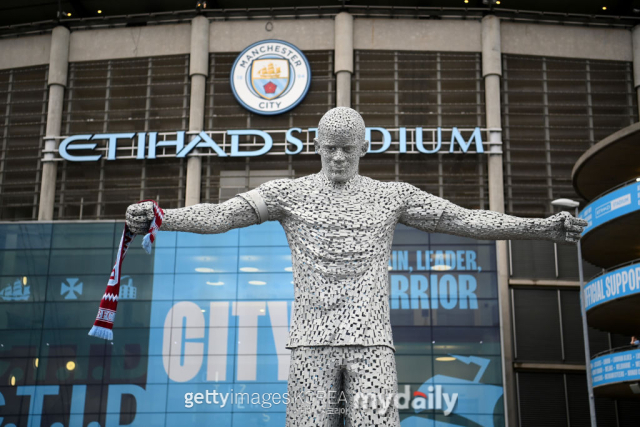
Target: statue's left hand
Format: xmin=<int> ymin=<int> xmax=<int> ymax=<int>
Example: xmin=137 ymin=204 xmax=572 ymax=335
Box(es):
xmin=548 ymin=211 xmax=589 ymax=244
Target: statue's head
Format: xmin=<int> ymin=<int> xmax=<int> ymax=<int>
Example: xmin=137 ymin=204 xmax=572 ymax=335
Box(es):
xmin=314 ymin=107 xmax=368 ymax=183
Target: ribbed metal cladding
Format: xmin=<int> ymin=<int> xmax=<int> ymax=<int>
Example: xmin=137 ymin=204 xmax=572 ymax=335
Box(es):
xmin=55 ymin=55 xmax=190 ymax=219
xmin=510 ymin=240 xmax=557 ymax=279
xmin=352 ymin=50 xmax=488 ymax=209
xmin=518 ymin=370 xmax=631 ymax=427
xmin=565 ymin=373 xmax=590 ymax=426
xmin=501 ymin=54 xmax=637 ymax=218
xmin=513 ymin=288 xmax=563 ymax=361
xmin=559 ymin=289 xmax=586 ymax=363
xmin=517 ymin=372 xmax=568 ymax=426
xmin=509 ymin=239 xmax=603 ymax=280
xmin=200 ymin=50 xmax=335 ymax=203
xmin=0 ymin=65 xmax=48 ymax=220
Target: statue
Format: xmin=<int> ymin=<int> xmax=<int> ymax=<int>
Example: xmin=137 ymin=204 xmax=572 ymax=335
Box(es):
xmin=126 ymin=107 xmax=587 ymax=426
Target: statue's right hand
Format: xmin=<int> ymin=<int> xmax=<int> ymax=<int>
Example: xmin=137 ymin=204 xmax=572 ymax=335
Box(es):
xmin=125 ymin=201 xmax=155 ymax=234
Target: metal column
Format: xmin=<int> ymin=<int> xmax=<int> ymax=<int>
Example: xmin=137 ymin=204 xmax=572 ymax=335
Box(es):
xmin=334 ymin=12 xmax=353 ymax=108
xmin=38 ymin=26 xmax=70 ymax=220
xmin=482 ymin=15 xmax=518 ymax=427
xmin=185 ymin=15 xmax=210 ymax=206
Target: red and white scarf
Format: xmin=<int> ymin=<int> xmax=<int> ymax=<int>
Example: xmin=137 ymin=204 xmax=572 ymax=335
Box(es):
xmin=88 ymin=200 xmax=164 ymax=340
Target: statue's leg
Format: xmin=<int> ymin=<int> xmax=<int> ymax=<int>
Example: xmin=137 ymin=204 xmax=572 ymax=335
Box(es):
xmin=285 ymin=346 xmax=344 ymax=427
xmin=342 ymin=345 xmax=400 ymax=427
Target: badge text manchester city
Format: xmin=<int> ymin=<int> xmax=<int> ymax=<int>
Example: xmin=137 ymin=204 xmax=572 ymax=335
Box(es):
xmin=230 ymin=40 xmax=312 ymax=115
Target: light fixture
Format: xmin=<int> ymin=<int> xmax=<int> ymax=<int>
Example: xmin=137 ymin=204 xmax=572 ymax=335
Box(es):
xmin=249 ymin=280 xmax=266 ymax=286
xmin=284 ymin=266 xmax=293 ymax=272
xmin=436 ymin=356 xmax=456 ymax=362
xmin=432 ymin=264 xmax=452 ymax=271
xmin=551 ymin=198 xmax=580 ymax=209
xmin=464 ymin=0 xmax=469 ymax=3
xmin=97 ymin=10 xmax=102 ymax=14
xmin=602 ymin=6 xmax=607 ymax=10
xmin=10 ymin=376 xmax=15 ymax=386
xmin=636 ymin=177 xmax=640 ymax=182
xmin=66 ymin=361 xmax=76 ymax=371
xmin=67 ymin=12 xmax=72 ymax=17
xmin=496 ymin=0 xmax=500 ymax=3
xmin=34 ymin=358 xmax=39 ymax=368
xmin=201 ymin=309 xmax=206 ymax=312
xmin=240 ymin=267 xmax=259 ymax=272
xmin=259 ymin=309 xmax=265 ymax=313
xmin=195 ymin=267 xmax=215 ymax=273
xmin=22 ymin=276 xmax=27 ymax=285
xmin=387 ymin=265 xmax=393 ymax=271
xmin=206 ymin=281 xmax=224 ymax=286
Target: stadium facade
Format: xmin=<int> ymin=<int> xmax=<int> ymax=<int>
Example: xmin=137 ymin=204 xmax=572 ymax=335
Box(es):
xmin=0 ymin=7 xmax=639 ymax=427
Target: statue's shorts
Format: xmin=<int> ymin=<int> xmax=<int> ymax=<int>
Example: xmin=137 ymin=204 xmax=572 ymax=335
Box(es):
xmin=285 ymin=345 xmax=400 ymax=427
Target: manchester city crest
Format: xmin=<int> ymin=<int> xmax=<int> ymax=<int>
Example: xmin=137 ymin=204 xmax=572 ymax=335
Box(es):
xmin=230 ymin=40 xmax=311 ymax=115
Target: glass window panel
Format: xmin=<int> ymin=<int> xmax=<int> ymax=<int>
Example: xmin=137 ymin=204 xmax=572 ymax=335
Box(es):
xmin=174 ymin=273 xmax=238 ymax=300
xmin=0 ymin=302 xmax=44 ymax=330
xmin=0 ymin=223 xmax=52 ymax=249
xmin=237 ymin=273 xmax=293 ymax=300
xmin=175 ymin=247 xmax=238 ymax=274
xmin=0 ymin=249 xmax=50 ymax=275
xmin=0 ymin=329 xmax=41 ymax=358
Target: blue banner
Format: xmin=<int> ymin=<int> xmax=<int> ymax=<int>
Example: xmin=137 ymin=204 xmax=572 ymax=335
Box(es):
xmin=591 ymin=349 xmax=640 ymax=388
xmin=579 ymin=182 xmax=640 ymax=235
xmin=0 ymin=222 xmax=504 ymax=427
xmin=583 ymin=263 xmax=640 ymax=311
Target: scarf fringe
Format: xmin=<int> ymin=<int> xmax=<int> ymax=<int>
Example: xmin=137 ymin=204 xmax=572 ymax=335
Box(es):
xmin=88 ymin=325 xmax=113 ymax=340
xmin=142 ymin=233 xmax=153 ymax=254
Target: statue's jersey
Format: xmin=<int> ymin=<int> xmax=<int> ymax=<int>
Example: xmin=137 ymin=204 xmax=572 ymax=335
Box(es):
xmin=238 ymin=172 xmax=450 ymax=351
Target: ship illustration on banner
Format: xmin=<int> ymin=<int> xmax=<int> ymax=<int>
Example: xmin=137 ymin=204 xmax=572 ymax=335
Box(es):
xmin=0 ymin=278 xmax=30 ymax=301
xmin=251 ymin=59 xmax=290 ymax=100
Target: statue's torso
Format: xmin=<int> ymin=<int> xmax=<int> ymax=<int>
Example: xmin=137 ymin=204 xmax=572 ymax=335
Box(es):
xmin=263 ymin=173 xmax=413 ymax=350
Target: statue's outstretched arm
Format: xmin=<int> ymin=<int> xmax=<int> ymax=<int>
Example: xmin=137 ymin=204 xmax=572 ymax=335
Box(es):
xmin=126 ymin=197 xmax=259 ymax=235
xmin=435 ymin=201 xmax=588 ymax=244
xmin=398 ymin=184 xmax=587 ymax=244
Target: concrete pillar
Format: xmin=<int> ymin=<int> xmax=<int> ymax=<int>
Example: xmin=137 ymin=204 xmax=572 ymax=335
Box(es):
xmin=482 ymin=15 xmax=517 ymax=427
xmin=185 ymin=15 xmax=209 ymax=206
xmin=632 ymin=25 xmax=640 ymax=121
xmin=334 ymin=12 xmax=353 ymax=108
xmin=38 ymin=26 xmax=70 ymax=221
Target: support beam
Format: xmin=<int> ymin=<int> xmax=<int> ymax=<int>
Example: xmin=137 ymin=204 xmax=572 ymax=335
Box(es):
xmin=334 ymin=12 xmax=353 ymax=108
xmin=185 ymin=15 xmax=209 ymax=207
xmin=482 ymin=14 xmax=517 ymax=427
xmin=38 ymin=26 xmax=69 ymax=221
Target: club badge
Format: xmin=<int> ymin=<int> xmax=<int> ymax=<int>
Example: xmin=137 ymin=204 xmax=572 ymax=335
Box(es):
xmin=230 ymin=40 xmax=311 ymax=115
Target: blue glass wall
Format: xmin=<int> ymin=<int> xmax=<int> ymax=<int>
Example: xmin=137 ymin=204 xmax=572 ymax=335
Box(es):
xmin=0 ymin=222 xmax=503 ymax=427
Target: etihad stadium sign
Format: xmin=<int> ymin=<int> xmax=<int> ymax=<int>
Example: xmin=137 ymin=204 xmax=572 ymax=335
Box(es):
xmin=51 ymin=127 xmax=489 ymax=162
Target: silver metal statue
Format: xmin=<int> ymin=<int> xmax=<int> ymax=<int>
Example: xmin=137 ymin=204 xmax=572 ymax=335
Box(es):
xmin=126 ymin=107 xmax=587 ymax=426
